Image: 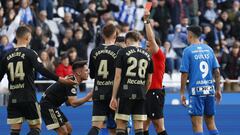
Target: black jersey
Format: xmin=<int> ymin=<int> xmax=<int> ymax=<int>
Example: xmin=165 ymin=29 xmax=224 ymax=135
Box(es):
xmin=116 ymin=46 xmax=153 ymax=99
xmin=40 ymin=76 xmax=78 ymax=107
xmin=89 ymin=45 xmax=121 ymax=100
xmin=0 ymin=47 xmax=59 ymax=103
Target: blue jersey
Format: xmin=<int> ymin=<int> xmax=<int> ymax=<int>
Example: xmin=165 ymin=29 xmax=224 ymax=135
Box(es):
xmin=180 ymin=44 xmax=220 ymax=96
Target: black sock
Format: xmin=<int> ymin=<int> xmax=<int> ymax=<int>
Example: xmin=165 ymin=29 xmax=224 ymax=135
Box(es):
xmin=158 ymin=130 xmax=168 ymax=135
xmin=27 ymin=128 xmax=41 ymax=135
xmin=87 ymin=126 xmax=100 ymax=135
xmin=116 ymin=129 xmax=126 ymax=135
xmin=143 ymin=130 xmax=149 ymax=135
xmin=135 ymin=129 xmax=144 ymax=135
xmin=11 ymin=129 xmax=20 ymax=135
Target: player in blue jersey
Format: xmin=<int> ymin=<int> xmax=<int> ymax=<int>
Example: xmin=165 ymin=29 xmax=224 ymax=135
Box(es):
xmin=180 ymin=26 xmax=222 ymax=135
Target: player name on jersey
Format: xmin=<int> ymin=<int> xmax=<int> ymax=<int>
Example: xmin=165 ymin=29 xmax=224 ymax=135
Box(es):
xmin=93 ymin=49 xmax=117 ymax=59
xmin=126 ymin=48 xmax=151 ymax=61
xmin=96 ymin=80 xmax=114 ymax=86
xmin=7 ymin=51 xmax=25 ymax=60
xmin=196 ymin=80 xmax=213 ymax=85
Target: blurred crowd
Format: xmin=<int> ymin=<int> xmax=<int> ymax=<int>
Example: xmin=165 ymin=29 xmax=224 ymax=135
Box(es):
xmin=0 ymin=0 xmax=240 ymax=92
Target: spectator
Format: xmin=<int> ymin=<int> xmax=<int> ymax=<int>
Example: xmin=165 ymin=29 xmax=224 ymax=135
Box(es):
xmin=36 ymin=10 xmax=51 ymax=37
xmin=30 ymin=26 xmax=45 ymax=53
xmin=218 ymin=11 xmax=232 ymax=38
xmin=175 ymin=16 xmax=189 ymax=34
xmin=221 ymin=41 xmax=240 ymax=92
xmin=231 ymin=12 xmax=240 ymax=40
xmin=188 ymin=0 xmax=200 ymax=25
xmin=150 ymin=0 xmax=171 ymax=43
xmin=114 ymin=0 xmax=138 ymax=30
xmin=58 ymin=27 xmax=74 ymax=56
xmin=0 ymin=7 xmax=7 ymax=36
xmin=200 ymin=0 xmax=218 ymax=25
xmin=0 ymin=35 xmax=13 ymax=59
xmin=163 ymin=41 xmax=177 ymax=77
xmin=38 ymin=0 xmax=53 ymax=19
xmin=58 ymin=12 xmax=74 ymax=37
xmin=227 ymin=0 xmax=240 ymax=22
xmin=18 ymin=0 xmax=37 ymax=26
xmin=55 ymin=54 xmax=72 ymax=77
xmin=84 ymin=1 xmax=97 ymax=20
xmin=68 ymin=47 xmax=79 ymax=65
xmin=213 ymin=20 xmax=225 ymax=47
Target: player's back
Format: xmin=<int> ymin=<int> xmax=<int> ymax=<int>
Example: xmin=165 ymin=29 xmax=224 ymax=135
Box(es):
xmin=1 ymin=47 xmax=40 ymax=102
xmin=181 ymin=44 xmax=219 ymax=95
xmin=116 ymin=46 xmax=153 ymax=99
xmin=89 ymin=45 xmax=121 ymax=100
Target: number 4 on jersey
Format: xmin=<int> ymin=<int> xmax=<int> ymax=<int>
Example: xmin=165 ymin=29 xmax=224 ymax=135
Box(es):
xmin=8 ymin=61 xmax=25 ymax=81
xmin=98 ymin=60 xmax=109 ymax=79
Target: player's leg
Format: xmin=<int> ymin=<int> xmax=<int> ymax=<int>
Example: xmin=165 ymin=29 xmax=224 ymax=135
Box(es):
xmin=115 ymin=98 xmax=132 ymax=135
xmin=132 ymin=99 xmax=147 ymax=135
xmin=7 ymin=102 xmax=24 ymax=135
xmin=152 ymin=118 xmax=167 ymax=135
xmin=87 ymin=100 xmax=108 ymax=135
xmin=106 ymin=110 xmax=117 ymax=135
xmin=204 ymin=95 xmax=219 ymax=135
xmin=23 ymin=102 xmax=41 ymax=135
xmin=143 ymin=118 xmax=151 ymax=135
xmin=189 ymin=96 xmax=204 ymax=135
xmin=56 ymin=125 xmax=69 ymax=135
xmin=65 ymin=122 xmax=72 ymax=135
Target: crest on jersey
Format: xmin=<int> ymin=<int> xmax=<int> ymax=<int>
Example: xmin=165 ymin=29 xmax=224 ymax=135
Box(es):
xmin=71 ymin=88 xmax=77 ymax=94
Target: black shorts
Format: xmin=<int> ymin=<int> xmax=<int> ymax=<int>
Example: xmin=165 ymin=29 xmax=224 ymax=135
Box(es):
xmin=92 ymin=100 xmax=116 ymax=128
xmin=40 ymin=102 xmax=68 ymax=130
xmin=7 ymin=102 xmax=41 ymax=125
xmin=145 ymin=89 xmax=165 ymax=119
xmin=115 ymin=98 xmax=147 ymax=121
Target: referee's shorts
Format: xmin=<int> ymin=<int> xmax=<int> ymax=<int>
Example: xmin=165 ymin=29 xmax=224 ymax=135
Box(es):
xmin=145 ymin=89 xmax=165 ymax=119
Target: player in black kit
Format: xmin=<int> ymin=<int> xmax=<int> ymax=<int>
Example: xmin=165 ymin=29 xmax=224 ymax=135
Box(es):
xmin=87 ymin=23 xmax=121 ymax=135
xmin=0 ymin=26 xmax=76 ymax=135
xmin=40 ymin=61 xmax=92 ymax=135
xmin=110 ymin=31 xmax=153 ymax=135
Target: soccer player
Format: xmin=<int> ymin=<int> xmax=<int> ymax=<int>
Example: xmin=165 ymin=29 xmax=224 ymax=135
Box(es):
xmin=110 ymin=31 xmax=153 ymax=135
xmin=180 ymin=26 xmax=222 ymax=135
xmin=143 ymin=11 xmax=168 ymax=135
xmin=0 ymin=26 xmax=76 ymax=135
xmin=40 ymin=61 xmax=93 ymax=135
xmin=87 ymin=23 xmax=121 ymax=135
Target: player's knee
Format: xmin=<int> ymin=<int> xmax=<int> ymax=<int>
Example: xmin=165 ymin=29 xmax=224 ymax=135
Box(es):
xmin=11 ymin=129 xmax=20 ymax=135
xmin=27 ymin=128 xmax=41 ymax=135
xmin=66 ymin=123 xmax=72 ymax=133
xmin=87 ymin=126 xmax=100 ymax=135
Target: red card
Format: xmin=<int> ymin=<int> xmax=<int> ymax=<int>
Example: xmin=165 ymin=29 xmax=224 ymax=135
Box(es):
xmin=145 ymin=2 xmax=152 ymax=11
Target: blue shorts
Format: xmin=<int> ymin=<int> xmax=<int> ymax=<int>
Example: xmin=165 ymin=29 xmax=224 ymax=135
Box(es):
xmin=188 ymin=95 xmax=216 ymax=116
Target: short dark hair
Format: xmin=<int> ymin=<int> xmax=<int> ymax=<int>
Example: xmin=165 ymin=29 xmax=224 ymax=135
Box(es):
xmin=16 ymin=26 xmax=31 ymax=38
xmin=187 ymin=25 xmax=202 ymax=37
xmin=72 ymin=60 xmax=88 ymax=70
xmin=102 ymin=23 xmax=117 ymax=38
xmin=125 ymin=31 xmax=140 ymax=42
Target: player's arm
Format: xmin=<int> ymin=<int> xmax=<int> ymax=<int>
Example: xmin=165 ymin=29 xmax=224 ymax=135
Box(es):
xmin=89 ymin=51 xmax=95 ymax=79
xmin=28 ymin=50 xmax=76 ymax=85
xmin=110 ymin=68 xmax=121 ymax=110
xmin=146 ymin=73 xmax=152 ymax=90
xmin=144 ymin=10 xmax=159 ymax=54
xmin=180 ymin=72 xmax=188 ymax=106
xmin=0 ymin=60 xmax=6 ymax=81
xmin=67 ymin=91 xmax=93 ymax=108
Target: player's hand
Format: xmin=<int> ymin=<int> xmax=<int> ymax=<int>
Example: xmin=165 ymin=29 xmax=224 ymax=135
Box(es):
xmin=143 ymin=10 xmax=150 ymax=21
xmin=109 ymin=97 xmax=118 ymax=111
xmin=58 ymin=77 xmax=78 ymax=86
xmin=180 ymin=94 xmax=187 ymax=107
xmin=215 ymin=90 xmax=222 ymax=104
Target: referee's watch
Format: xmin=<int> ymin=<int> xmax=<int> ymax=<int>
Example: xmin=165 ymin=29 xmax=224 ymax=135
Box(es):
xmin=144 ymin=19 xmax=150 ymax=24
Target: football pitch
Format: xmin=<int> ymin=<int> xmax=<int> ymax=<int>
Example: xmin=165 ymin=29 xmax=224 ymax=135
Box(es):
xmin=0 ymin=104 xmax=239 ymax=135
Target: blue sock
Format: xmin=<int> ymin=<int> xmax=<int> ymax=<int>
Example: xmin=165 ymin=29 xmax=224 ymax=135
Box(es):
xmin=194 ymin=132 xmax=203 ymax=135
xmin=209 ymin=130 xmax=219 ymax=135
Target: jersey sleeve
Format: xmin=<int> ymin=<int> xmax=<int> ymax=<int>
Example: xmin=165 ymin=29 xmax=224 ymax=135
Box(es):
xmin=148 ymin=58 xmax=154 ymax=74
xmin=180 ymin=48 xmax=190 ymax=73
xmin=28 ymin=50 xmax=59 ymax=81
xmin=0 ymin=59 xmax=6 ymax=81
xmin=67 ymin=86 xmax=77 ymax=97
xmin=116 ymin=49 xmax=124 ymax=69
xmin=89 ymin=50 xmax=95 ymax=79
